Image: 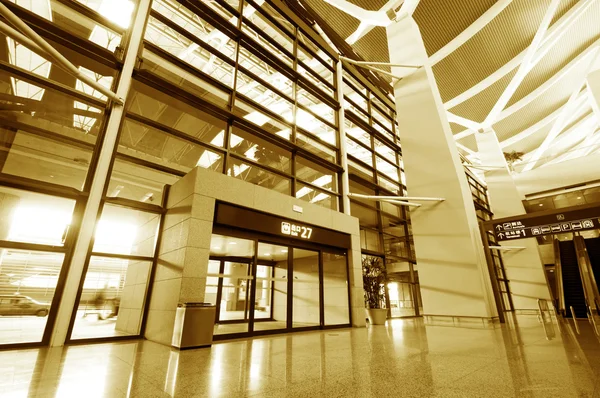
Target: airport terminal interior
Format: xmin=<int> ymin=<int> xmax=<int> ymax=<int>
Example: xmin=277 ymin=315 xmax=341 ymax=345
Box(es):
xmin=1 ymin=0 xmax=600 ymax=396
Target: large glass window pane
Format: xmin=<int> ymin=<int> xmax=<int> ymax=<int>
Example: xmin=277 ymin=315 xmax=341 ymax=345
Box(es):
xmin=296 ymin=183 xmax=337 ymax=210
xmin=141 ymin=51 xmax=231 ymax=108
xmin=0 ymin=68 xmax=107 ymax=141
xmin=203 ymin=260 xmax=221 ymax=306
xmin=0 ymin=128 xmax=93 ymax=190
xmin=0 ymin=187 xmax=74 ymax=246
xmin=107 ymin=158 xmax=179 ymax=203
xmin=127 ymin=81 xmax=227 ymax=146
xmin=93 ymin=205 xmax=160 ymax=257
xmin=145 ymin=12 xmax=237 ymax=87
xmin=292 ymin=248 xmax=319 ymax=328
xmin=296 ymin=107 xmax=336 ymax=146
xmin=0 ymin=249 xmax=65 ymax=344
xmin=376 ymin=156 xmax=399 ymax=182
xmin=70 ymin=257 xmax=152 ymax=339
xmin=241 ymin=20 xmax=293 ymax=67
xmin=226 ymin=157 xmax=290 ymax=194
xmin=346 ymin=137 xmax=373 ymax=166
xmin=388 ymin=280 xmax=415 ymax=317
xmin=230 ymin=127 xmax=291 ymax=173
xmin=323 ymin=252 xmax=349 ymax=325
xmin=296 ymin=132 xmax=336 ymax=163
xmin=233 ymin=100 xmax=292 ymax=140
xmin=118 ymin=118 xmax=224 ymax=173
xmin=296 ymin=157 xmax=337 ymax=192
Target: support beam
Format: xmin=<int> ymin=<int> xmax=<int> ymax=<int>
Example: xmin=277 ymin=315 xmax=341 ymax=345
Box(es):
xmin=447 ymin=112 xmax=480 ymax=131
xmin=49 ymin=0 xmax=151 ymax=346
xmin=348 ymin=193 xmax=445 ymax=201
xmin=522 ymin=49 xmax=600 ymax=171
xmin=484 ymin=0 xmax=560 ymax=126
xmin=321 ymin=0 xmax=391 ymax=26
xmin=429 ymin=0 xmax=513 ymax=66
xmin=388 ymin=16 xmax=500 ymax=323
xmin=445 ymin=0 xmax=595 ymax=110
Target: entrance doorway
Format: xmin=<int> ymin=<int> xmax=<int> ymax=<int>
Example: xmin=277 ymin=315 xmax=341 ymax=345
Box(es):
xmin=205 ymin=233 xmax=350 ymax=339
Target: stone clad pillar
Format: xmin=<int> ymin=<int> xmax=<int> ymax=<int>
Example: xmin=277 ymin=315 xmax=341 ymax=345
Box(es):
xmin=387 ymin=18 xmax=498 ymax=326
xmin=475 ymin=128 xmax=552 ymax=309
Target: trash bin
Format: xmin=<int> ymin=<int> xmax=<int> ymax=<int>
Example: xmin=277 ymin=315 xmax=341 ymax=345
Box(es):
xmin=171 ymin=302 xmax=216 ymax=349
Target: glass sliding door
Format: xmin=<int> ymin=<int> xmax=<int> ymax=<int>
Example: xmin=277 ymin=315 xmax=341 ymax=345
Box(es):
xmin=322 ymin=252 xmax=350 ymax=326
xmin=254 ymin=242 xmax=288 ymax=332
xmin=292 ymin=248 xmax=320 ymax=328
xmin=209 ymin=234 xmax=255 ymax=336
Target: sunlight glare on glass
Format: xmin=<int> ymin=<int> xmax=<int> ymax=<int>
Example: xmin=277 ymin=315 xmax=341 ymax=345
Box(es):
xmin=99 ymin=0 xmax=135 ymax=29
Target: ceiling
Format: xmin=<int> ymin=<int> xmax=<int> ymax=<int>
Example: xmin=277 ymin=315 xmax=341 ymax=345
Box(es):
xmin=303 ymin=0 xmax=600 ymax=173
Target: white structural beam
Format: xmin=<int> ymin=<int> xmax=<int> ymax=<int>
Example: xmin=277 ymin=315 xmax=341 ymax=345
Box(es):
xmin=484 ymin=0 xmax=560 ymax=126
xmin=500 ymin=90 xmax=588 ymax=148
xmin=321 ymin=0 xmax=392 ymax=26
xmin=429 ymin=0 xmax=513 ymax=66
xmin=445 ymin=0 xmax=594 ymax=110
xmin=523 ymin=49 xmax=600 ymax=171
xmin=497 ymin=40 xmax=600 ymax=121
xmin=347 ymin=193 xmax=445 ymax=201
xmin=446 ymin=112 xmax=481 ymax=131
xmin=543 ymin=127 xmax=600 ymax=165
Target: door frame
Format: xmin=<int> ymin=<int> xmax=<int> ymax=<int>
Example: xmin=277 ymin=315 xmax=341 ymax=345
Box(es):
xmin=209 ymin=228 xmax=352 ymax=340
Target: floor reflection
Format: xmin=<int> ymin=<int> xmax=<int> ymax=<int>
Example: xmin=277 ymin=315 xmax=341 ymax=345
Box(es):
xmin=0 ymin=315 xmax=599 ymax=397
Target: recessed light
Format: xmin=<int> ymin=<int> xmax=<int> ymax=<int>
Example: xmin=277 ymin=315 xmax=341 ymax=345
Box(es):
xmin=262 ymin=253 xmax=271 ymax=256
xmin=212 ymin=246 xmax=221 ymax=250
xmin=281 ymin=249 xmax=288 ymax=253
xmin=577 ymin=197 xmax=582 ymax=200
xmin=539 ymin=204 xmax=543 ymax=206
xmin=229 ymin=242 xmax=237 ymax=245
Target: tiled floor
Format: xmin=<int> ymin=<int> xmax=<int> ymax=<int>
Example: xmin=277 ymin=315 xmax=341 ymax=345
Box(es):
xmin=1 ymin=314 xmax=599 ymax=397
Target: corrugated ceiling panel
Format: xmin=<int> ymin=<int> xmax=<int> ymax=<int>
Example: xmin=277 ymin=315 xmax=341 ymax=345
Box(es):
xmin=508 ymin=2 xmax=600 ymax=106
xmin=304 ymin=0 xmax=360 ymax=39
xmin=354 ymin=27 xmax=390 ymax=69
xmin=348 ymin=0 xmax=388 ymax=12
xmin=504 ymin=123 xmax=552 ymax=154
xmin=449 ymin=122 xmax=464 ymax=135
xmin=449 ymin=68 xmax=517 ymax=123
xmin=550 ymin=0 xmax=579 ymax=25
xmin=433 ymin=0 xmax=548 ymax=103
xmin=413 ymin=0 xmax=496 ymax=56
xmin=492 ymin=79 xmax=573 ymax=142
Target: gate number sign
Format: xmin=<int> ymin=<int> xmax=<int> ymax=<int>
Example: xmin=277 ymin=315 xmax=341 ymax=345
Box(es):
xmin=281 ymin=222 xmax=313 ymax=239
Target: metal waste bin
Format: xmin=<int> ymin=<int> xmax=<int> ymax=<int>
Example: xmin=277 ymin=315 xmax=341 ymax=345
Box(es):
xmin=171 ymin=302 xmax=216 ymax=349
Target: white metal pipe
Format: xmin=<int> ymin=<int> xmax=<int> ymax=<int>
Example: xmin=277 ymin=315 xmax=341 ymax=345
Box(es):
xmin=336 ymin=60 xmax=351 ymax=215
xmin=0 ymin=3 xmax=123 ymax=104
xmin=385 ymin=199 xmax=422 ymax=207
xmin=488 ymin=246 xmax=526 ymax=250
xmin=339 ymin=56 xmax=420 ymax=69
xmin=348 ymin=193 xmax=445 ymax=201
xmin=0 ymin=21 xmax=46 ymax=56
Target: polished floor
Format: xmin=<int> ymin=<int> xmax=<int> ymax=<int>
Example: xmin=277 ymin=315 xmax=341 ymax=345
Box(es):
xmin=1 ymin=315 xmax=599 ymax=397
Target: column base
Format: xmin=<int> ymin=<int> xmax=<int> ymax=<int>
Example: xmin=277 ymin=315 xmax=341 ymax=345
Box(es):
xmin=423 ymin=314 xmax=501 ymax=329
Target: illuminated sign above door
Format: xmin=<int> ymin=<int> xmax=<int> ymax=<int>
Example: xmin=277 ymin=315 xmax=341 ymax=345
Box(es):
xmin=281 ymin=222 xmax=313 ymax=239
xmin=214 ymin=202 xmax=351 ymax=249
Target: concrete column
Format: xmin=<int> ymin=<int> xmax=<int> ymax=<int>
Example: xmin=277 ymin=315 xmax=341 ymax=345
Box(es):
xmin=475 ymin=128 xmax=552 ymax=309
xmin=387 ymin=18 xmax=498 ymax=325
xmin=49 ymin=0 xmax=152 ymax=346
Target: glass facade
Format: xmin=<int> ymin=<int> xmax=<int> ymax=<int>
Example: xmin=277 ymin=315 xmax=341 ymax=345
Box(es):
xmin=0 ymin=0 xmax=511 ymax=345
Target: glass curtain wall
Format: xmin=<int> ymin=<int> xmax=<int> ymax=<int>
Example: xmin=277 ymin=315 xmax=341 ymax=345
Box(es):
xmin=0 ymin=0 xmax=420 ymax=345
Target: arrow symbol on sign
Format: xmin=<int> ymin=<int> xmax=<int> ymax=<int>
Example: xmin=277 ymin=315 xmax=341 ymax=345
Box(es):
xmin=495 ymin=225 xmax=502 ymax=231
xmin=498 ymin=232 xmax=505 ymax=239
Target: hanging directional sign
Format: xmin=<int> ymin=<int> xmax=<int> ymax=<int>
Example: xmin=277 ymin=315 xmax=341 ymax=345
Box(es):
xmin=486 ymin=203 xmax=600 ymax=242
